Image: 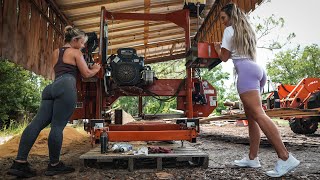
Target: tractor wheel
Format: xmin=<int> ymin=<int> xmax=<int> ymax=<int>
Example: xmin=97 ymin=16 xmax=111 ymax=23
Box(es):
xmin=289 ymin=117 xmax=319 ymax=134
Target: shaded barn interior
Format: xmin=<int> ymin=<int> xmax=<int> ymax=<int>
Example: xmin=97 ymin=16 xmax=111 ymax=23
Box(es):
xmin=0 ymin=0 xmax=264 ymax=79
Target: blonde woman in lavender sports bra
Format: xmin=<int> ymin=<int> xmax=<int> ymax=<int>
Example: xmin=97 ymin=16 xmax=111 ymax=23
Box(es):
xmin=213 ymin=3 xmax=300 ymax=177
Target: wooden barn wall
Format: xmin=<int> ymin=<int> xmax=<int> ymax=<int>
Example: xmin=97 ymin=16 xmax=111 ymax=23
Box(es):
xmin=0 ymin=0 xmax=65 ymax=79
xmin=195 ymin=0 xmax=263 ymax=43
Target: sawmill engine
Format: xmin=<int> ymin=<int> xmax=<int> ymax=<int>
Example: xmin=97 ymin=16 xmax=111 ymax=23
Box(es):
xmin=106 ymin=48 xmax=154 ymax=86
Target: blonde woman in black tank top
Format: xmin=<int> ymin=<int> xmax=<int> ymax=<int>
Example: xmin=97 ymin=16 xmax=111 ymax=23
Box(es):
xmin=8 ymin=26 xmax=101 ymax=178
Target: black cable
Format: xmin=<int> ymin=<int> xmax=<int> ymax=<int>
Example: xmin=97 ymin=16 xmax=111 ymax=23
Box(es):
xmin=152 ymin=101 xmax=163 ymax=115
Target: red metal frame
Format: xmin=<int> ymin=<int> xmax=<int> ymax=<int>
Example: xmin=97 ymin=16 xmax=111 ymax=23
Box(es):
xmin=71 ymin=7 xmax=219 ymax=144
xmin=102 ymin=8 xmax=193 ymax=118
xmin=89 ymin=122 xmax=199 ymax=146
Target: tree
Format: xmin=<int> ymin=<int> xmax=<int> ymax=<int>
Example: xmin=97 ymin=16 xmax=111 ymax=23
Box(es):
xmin=266 ymin=44 xmax=320 ymax=84
xmin=0 ymin=59 xmax=50 ymax=128
xmin=253 ymin=14 xmax=296 ymax=51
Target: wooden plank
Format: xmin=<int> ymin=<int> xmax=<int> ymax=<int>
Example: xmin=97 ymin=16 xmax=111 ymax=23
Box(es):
xmin=46 ymin=8 xmax=54 ymax=79
xmin=0 ymin=0 xmax=3 ymax=57
xmin=29 ymin=0 xmax=42 ymax=74
xmin=27 ymin=0 xmax=36 ymax=69
xmin=251 ymin=0 xmax=258 ymax=11
xmin=38 ymin=0 xmax=47 ymax=76
xmin=243 ymin=0 xmax=252 ymax=13
xmin=81 ymin=144 xmax=207 ymax=159
xmin=68 ymin=0 xmax=182 ymax=21
xmin=157 ymin=157 xmax=162 ymax=170
xmin=16 ymin=0 xmax=30 ymax=70
xmin=236 ymin=0 xmax=246 ymax=12
xmin=80 ymin=141 xmax=208 ymax=170
xmin=61 ymin=0 xmax=128 ymax=11
xmin=2 ymin=0 xmax=18 ymax=62
xmin=200 ymin=108 xmax=320 ymax=123
xmin=128 ymin=158 xmax=134 ymax=171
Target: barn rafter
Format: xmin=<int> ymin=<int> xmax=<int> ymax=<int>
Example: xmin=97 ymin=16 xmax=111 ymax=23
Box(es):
xmin=0 ymin=0 xmax=264 ymax=79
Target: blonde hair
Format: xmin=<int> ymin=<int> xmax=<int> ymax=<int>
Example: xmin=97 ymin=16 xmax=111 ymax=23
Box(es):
xmin=64 ymin=25 xmax=88 ymax=43
xmin=221 ymin=3 xmax=257 ymax=61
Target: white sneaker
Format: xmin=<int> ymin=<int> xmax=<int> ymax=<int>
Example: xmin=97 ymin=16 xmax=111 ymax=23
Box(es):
xmin=266 ymin=153 xmax=300 ymax=177
xmin=234 ymin=156 xmax=261 ymax=168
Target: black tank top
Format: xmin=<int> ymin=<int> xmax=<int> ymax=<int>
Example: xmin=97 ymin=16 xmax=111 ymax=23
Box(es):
xmin=54 ymin=47 xmax=78 ymax=79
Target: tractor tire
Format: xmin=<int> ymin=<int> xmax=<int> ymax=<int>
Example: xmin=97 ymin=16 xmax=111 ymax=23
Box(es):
xmin=307 ymin=91 xmax=320 ymax=109
xmin=289 ymin=117 xmax=319 ymax=134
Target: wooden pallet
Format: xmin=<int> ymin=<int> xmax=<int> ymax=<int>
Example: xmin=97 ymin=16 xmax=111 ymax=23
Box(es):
xmin=80 ymin=142 xmax=208 ymax=171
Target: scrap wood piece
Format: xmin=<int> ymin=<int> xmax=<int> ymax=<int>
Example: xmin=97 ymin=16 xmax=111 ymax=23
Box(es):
xmin=200 ymin=108 xmax=320 ymax=124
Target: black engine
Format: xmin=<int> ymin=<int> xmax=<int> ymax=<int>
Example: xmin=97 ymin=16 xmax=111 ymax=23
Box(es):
xmin=106 ymin=48 xmax=154 ymax=86
xmin=110 ymin=48 xmax=144 ymax=86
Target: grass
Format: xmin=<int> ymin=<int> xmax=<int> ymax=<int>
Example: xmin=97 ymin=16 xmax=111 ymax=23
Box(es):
xmin=0 ymin=119 xmax=29 ymax=137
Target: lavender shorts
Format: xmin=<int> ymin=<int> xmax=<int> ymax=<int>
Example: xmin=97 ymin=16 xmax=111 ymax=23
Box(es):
xmin=233 ymin=59 xmax=267 ymax=94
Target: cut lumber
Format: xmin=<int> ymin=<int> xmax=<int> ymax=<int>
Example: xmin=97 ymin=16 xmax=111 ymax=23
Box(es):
xmin=200 ymin=108 xmax=320 ymax=124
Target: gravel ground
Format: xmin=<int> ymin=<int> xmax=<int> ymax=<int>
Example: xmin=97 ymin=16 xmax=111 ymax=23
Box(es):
xmin=1 ymin=122 xmax=320 ymax=180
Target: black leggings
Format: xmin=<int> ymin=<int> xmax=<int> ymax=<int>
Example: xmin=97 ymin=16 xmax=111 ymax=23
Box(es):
xmin=16 ymin=74 xmax=77 ymax=164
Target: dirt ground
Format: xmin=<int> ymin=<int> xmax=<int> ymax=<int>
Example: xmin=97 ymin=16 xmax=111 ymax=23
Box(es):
xmin=0 ymin=122 xmax=320 ymax=180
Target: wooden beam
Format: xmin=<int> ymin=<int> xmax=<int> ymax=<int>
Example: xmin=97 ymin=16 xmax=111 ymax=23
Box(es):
xmin=144 ymin=0 xmax=150 ymax=57
xmin=109 ymin=26 xmax=196 ymax=44
xmin=60 ymin=0 xmax=130 ymax=11
xmin=76 ymin=19 xmax=200 ymax=33
xmin=107 ymin=38 xmax=187 ymax=54
xmin=144 ymin=47 xmax=185 ymax=57
xmin=45 ymin=0 xmax=71 ymax=25
xmin=28 ymin=0 xmax=64 ymax=36
xmin=146 ymin=49 xmax=185 ymax=59
xmin=108 ymin=34 xmax=189 ymax=49
xmin=194 ymin=0 xmax=265 ymax=43
xmin=108 ymin=25 xmax=194 ymax=40
xmin=145 ymin=53 xmax=186 ymax=64
xmin=68 ymin=0 xmax=182 ymax=21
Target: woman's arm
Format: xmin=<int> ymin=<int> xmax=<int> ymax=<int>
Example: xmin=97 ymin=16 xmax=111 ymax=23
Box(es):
xmin=214 ymin=42 xmax=231 ymax=62
xmin=74 ymin=50 xmax=101 ymax=78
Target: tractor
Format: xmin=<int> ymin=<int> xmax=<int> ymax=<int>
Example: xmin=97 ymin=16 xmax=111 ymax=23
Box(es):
xmin=266 ymin=78 xmax=320 ymax=134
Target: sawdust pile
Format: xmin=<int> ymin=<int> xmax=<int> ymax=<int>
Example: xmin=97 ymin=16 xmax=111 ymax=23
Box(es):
xmin=0 ymin=127 xmax=88 ymax=158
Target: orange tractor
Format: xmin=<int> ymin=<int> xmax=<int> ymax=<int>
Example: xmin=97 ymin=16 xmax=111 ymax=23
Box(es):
xmin=266 ymin=78 xmax=320 ymax=134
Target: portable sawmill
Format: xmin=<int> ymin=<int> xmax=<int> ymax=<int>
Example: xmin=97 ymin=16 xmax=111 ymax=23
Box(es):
xmin=70 ymin=7 xmax=222 ymax=146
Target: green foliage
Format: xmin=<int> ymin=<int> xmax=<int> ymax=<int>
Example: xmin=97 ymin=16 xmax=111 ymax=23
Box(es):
xmin=266 ymin=44 xmax=320 ymax=84
xmin=253 ymin=14 xmax=296 ymax=51
xmin=0 ymin=59 xmax=51 ymax=128
xmin=112 ymin=97 xmax=139 ymax=115
xmin=149 ymin=59 xmax=186 ymax=79
xmin=0 ymin=119 xmax=29 ymax=136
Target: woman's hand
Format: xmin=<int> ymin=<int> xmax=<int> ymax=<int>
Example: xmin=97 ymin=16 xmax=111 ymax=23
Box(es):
xmin=214 ymin=42 xmax=221 ymax=52
xmin=213 ymin=42 xmax=231 ymax=62
xmin=91 ymin=63 xmax=101 ymax=70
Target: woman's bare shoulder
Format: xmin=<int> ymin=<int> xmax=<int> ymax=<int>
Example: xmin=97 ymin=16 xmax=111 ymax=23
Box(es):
xmin=67 ymin=47 xmax=82 ymax=54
